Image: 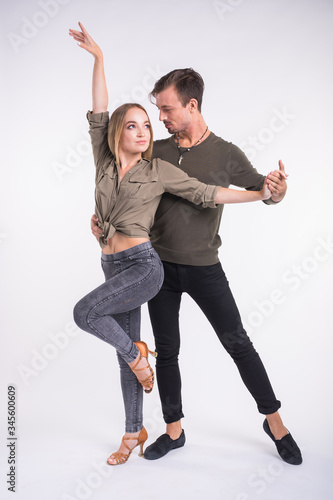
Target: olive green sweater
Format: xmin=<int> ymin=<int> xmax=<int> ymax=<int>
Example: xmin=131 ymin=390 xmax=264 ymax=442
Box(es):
xmin=150 ymin=132 xmax=272 ymax=265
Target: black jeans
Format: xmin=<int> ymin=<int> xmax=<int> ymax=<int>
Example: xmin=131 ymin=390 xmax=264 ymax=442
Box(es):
xmin=148 ymin=261 xmax=281 ymax=424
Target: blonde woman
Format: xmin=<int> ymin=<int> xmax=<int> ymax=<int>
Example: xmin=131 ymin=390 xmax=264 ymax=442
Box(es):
xmin=70 ymin=23 xmax=273 ymax=466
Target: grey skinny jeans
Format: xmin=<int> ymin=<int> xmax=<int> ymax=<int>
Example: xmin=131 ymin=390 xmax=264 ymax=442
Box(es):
xmin=73 ymin=241 xmax=164 ymax=433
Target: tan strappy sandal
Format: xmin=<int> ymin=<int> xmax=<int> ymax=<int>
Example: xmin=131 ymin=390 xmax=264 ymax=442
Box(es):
xmin=131 ymin=341 xmax=157 ymax=394
xmin=107 ymin=426 xmax=148 ymax=466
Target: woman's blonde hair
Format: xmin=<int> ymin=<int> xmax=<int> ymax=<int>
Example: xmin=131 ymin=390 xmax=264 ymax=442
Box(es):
xmin=108 ymin=103 xmax=153 ymax=166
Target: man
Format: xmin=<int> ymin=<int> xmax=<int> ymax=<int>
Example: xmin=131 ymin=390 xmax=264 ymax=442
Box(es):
xmin=92 ymin=68 xmax=302 ymax=465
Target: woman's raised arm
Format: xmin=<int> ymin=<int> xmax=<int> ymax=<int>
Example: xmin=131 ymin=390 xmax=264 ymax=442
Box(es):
xmin=69 ymin=22 xmax=108 ymax=113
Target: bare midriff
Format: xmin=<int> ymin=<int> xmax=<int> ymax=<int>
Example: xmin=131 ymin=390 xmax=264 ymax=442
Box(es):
xmin=102 ymin=232 xmax=149 ymax=255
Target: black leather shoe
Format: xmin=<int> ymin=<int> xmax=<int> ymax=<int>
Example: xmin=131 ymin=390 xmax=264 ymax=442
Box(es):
xmin=263 ymin=419 xmax=302 ymax=465
xmin=144 ymin=430 xmax=185 ymax=460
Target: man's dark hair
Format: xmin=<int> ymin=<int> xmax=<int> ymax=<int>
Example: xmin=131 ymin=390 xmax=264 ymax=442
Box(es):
xmin=149 ymin=68 xmax=205 ymax=112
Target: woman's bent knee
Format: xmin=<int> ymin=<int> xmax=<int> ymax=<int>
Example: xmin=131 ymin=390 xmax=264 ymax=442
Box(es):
xmin=73 ymin=299 xmax=88 ymax=331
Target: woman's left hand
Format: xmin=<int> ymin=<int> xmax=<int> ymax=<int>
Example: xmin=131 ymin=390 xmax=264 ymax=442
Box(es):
xmin=261 ymin=177 xmax=272 ymax=200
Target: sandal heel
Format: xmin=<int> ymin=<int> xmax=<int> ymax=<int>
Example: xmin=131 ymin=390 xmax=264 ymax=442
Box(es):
xmin=138 ymin=443 xmax=144 ymax=457
xmin=130 ymin=341 xmax=157 ymax=393
xmin=107 ymin=426 xmax=148 ymax=466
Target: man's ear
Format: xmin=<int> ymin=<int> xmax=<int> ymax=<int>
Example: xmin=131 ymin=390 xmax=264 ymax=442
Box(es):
xmin=188 ymin=98 xmax=198 ymax=112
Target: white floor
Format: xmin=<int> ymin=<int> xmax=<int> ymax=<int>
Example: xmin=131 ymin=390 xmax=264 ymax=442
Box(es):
xmin=2 ymin=329 xmax=332 ymax=500
xmin=3 ymin=411 xmax=332 ymax=500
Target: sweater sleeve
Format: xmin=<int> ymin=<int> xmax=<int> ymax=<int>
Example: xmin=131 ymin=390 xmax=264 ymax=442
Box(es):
xmin=86 ymin=111 xmax=114 ymax=180
xmin=229 ymin=143 xmax=280 ymax=205
xmin=156 ymin=159 xmax=220 ymax=208
xmin=229 ymin=143 xmax=265 ymax=190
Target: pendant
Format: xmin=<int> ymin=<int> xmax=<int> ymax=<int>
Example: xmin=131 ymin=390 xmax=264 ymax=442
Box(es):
xmin=178 ymin=155 xmax=183 ymax=165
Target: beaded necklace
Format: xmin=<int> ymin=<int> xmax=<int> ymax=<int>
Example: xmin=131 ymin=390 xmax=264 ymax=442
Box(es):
xmin=176 ymin=126 xmax=208 ymax=165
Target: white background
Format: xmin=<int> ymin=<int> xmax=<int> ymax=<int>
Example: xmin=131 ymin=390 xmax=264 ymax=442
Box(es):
xmin=1 ymin=0 xmax=333 ymax=499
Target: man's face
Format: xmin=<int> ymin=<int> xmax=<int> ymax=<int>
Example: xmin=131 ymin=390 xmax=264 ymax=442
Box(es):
xmin=155 ymin=85 xmax=192 ymax=135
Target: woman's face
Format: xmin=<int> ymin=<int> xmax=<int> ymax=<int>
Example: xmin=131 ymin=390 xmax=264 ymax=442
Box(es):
xmin=119 ymin=107 xmax=151 ymax=156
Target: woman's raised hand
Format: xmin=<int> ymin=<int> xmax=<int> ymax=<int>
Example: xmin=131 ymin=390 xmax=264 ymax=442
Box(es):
xmin=69 ymin=22 xmax=102 ymax=59
xmin=69 ymin=22 xmax=108 ymax=115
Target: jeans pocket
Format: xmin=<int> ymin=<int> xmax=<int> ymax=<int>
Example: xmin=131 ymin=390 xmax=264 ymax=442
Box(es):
xmin=128 ymin=251 xmax=153 ymax=264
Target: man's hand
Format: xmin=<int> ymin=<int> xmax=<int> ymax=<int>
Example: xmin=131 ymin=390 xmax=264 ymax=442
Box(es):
xmin=91 ymin=214 xmax=102 ymax=241
xmin=266 ymin=160 xmax=288 ymax=202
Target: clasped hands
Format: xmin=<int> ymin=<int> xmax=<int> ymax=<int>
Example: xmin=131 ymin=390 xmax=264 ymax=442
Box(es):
xmin=265 ymin=159 xmax=288 ymax=202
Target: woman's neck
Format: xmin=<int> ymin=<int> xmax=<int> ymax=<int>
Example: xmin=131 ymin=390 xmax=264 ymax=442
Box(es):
xmin=118 ymin=151 xmax=142 ymax=171
xmin=118 ymin=151 xmax=142 ymax=181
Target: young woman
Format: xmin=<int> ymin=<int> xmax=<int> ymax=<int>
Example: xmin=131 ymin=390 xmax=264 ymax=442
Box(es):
xmin=69 ymin=23 xmax=274 ymax=466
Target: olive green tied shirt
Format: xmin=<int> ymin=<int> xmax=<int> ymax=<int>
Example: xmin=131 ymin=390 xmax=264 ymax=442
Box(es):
xmin=87 ymin=111 xmax=220 ymax=249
